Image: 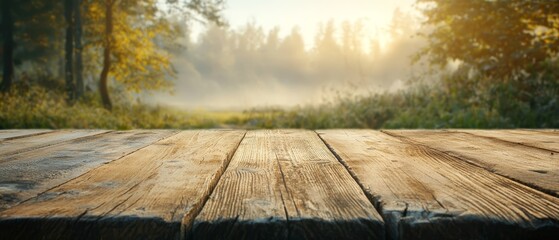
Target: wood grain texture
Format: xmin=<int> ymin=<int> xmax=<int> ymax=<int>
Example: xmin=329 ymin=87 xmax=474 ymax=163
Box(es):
xmin=456 ymin=129 xmax=559 ymax=152
xmin=386 ymin=130 xmax=559 ymax=197
xmin=0 ymin=130 xmax=175 ymax=211
xmin=534 ymin=129 xmax=559 ymax=133
xmin=190 ymin=130 xmax=384 ymax=240
xmin=0 ymin=129 xmax=52 ymax=141
xmin=0 ymin=130 xmax=245 ymax=240
xmin=318 ymin=130 xmax=559 ymax=240
xmin=0 ymin=130 xmax=109 ymax=158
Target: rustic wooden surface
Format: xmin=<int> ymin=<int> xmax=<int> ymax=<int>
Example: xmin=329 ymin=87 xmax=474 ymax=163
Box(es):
xmin=0 ymin=130 xmax=108 ymax=158
xmin=0 ymin=129 xmax=557 ymax=239
xmin=0 ymin=129 xmax=52 ymax=141
xmin=190 ymin=130 xmax=384 ymax=240
xmin=385 ymin=130 xmax=559 ymax=197
xmin=0 ymin=130 xmax=244 ymax=239
xmin=457 ymin=129 xmax=559 ymax=152
xmin=318 ymin=130 xmax=559 ymax=240
xmin=0 ymin=130 xmax=175 ymax=210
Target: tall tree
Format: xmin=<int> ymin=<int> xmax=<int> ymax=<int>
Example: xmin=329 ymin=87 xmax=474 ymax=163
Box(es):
xmin=99 ymin=0 xmax=114 ymax=110
xmin=74 ymin=0 xmax=84 ymax=98
xmin=90 ymin=0 xmax=226 ymax=110
xmin=1 ymin=0 xmax=14 ymax=92
xmin=64 ymin=0 xmax=75 ymax=100
xmin=1 ymin=1 xmax=66 ymax=92
xmin=416 ymin=0 xmax=559 ymax=79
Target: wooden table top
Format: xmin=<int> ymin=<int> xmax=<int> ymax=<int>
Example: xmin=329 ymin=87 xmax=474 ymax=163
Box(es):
xmin=0 ymin=129 xmax=557 ymax=239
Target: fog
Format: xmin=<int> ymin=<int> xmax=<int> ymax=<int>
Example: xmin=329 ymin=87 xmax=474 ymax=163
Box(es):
xmin=153 ymin=9 xmax=426 ymax=110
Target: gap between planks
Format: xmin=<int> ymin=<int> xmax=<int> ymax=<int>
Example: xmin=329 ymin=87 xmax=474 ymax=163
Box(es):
xmin=0 ymin=130 xmax=179 ymax=211
xmin=14 ymin=131 xmax=182 ymax=209
xmin=0 ymin=130 xmax=247 ymax=240
xmin=1 ymin=129 xmax=557 ymax=240
xmin=318 ymin=130 xmax=559 ymax=240
xmin=0 ymin=129 xmax=53 ymax=142
xmin=189 ymin=130 xmax=385 ymax=240
xmin=383 ymin=130 xmax=559 ymax=198
xmin=455 ymin=129 xmax=559 ymax=153
xmin=0 ymin=130 xmax=113 ymax=160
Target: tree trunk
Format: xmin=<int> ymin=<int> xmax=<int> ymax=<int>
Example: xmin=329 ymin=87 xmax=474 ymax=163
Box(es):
xmin=99 ymin=0 xmax=113 ymax=110
xmin=74 ymin=0 xmax=84 ymax=98
xmin=1 ymin=0 xmax=14 ymax=92
xmin=64 ymin=0 xmax=75 ymax=101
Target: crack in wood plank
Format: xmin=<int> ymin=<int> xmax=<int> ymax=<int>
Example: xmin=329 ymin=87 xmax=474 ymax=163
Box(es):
xmin=190 ymin=130 xmax=385 ymax=240
xmin=456 ymin=129 xmax=559 ymax=153
xmin=385 ymin=130 xmax=559 ymax=198
xmin=0 ymin=129 xmax=557 ymax=239
xmin=0 ymin=130 xmax=113 ymax=161
xmin=179 ymin=130 xmax=247 ymax=239
xmin=0 ymin=130 xmax=178 ymax=211
xmin=0 ymin=130 xmax=246 ymax=239
xmin=318 ymin=129 xmax=559 ymax=240
xmin=0 ymin=129 xmax=53 ymax=142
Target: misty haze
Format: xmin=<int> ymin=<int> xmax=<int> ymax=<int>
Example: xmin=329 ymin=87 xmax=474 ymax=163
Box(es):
xmin=154 ymin=9 xmax=424 ymax=109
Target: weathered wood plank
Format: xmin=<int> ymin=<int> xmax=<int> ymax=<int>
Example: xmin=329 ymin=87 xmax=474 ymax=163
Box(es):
xmin=386 ymin=130 xmax=559 ymax=197
xmin=0 ymin=130 xmax=176 ymax=211
xmin=0 ymin=130 xmax=245 ymax=240
xmin=318 ymin=130 xmax=559 ymax=240
xmin=456 ymin=129 xmax=559 ymax=152
xmin=190 ymin=130 xmax=384 ymax=240
xmin=0 ymin=129 xmax=52 ymax=141
xmin=0 ymin=130 xmax=109 ymax=158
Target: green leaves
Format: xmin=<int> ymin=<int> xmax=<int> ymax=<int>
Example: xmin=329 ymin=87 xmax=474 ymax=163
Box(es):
xmin=416 ymin=0 xmax=559 ymax=79
xmin=80 ymin=0 xmax=226 ymax=95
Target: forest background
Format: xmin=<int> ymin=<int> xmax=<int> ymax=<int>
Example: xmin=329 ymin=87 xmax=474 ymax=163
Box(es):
xmin=1 ymin=0 xmax=558 ymax=129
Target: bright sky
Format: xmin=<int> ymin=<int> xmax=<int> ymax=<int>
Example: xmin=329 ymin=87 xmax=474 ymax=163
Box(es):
xmin=192 ymin=0 xmax=417 ymax=48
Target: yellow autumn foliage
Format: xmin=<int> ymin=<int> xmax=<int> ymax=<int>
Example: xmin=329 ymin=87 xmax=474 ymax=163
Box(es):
xmin=84 ymin=0 xmax=177 ymax=93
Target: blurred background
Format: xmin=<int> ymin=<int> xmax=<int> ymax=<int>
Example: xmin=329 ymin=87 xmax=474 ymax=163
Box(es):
xmin=0 ymin=0 xmax=558 ymax=129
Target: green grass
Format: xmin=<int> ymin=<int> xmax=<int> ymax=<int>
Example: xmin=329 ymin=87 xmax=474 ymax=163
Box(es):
xmin=238 ymin=72 xmax=559 ymax=129
xmin=1 ymin=71 xmax=557 ymax=130
xmin=0 ymin=87 xmax=246 ymax=129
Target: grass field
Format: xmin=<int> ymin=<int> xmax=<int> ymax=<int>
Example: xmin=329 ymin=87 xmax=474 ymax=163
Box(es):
xmin=2 ymin=76 xmax=557 ymax=130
